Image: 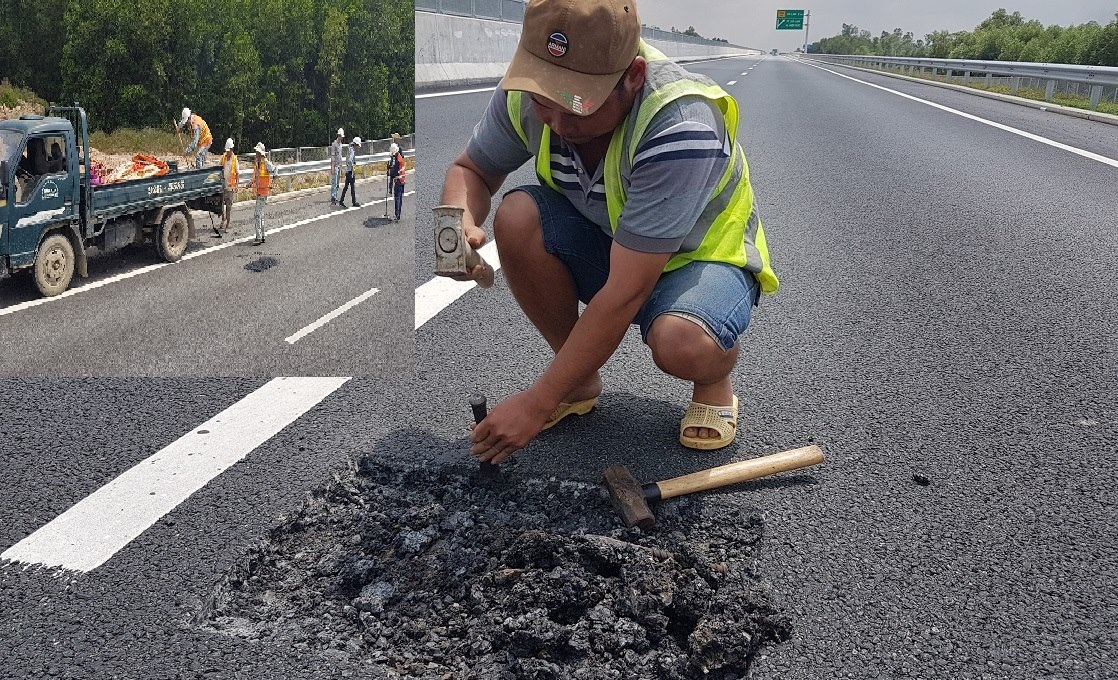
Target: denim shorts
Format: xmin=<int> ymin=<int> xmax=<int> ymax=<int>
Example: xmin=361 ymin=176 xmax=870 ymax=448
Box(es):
xmin=508 ymin=184 xmax=760 ymax=351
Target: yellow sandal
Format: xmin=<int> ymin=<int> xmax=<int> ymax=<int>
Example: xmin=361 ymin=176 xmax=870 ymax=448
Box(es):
xmin=542 ymin=397 xmax=598 ymax=431
xmin=679 ymin=395 xmax=738 ymax=450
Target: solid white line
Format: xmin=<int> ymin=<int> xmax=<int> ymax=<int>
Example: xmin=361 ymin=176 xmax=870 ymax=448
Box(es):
xmin=285 ymin=287 xmax=379 ymax=344
xmin=1 ymin=377 xmax=349 ymax=572
xmin=802 ymin=61 xmax=1118 ymax=169
xmin=417 ymin=86 xmax=497 ymax=99
xmin=0 ymin=190 xmax=416 ymax=318
xmin=727 ymin=80 xmax=737 ymax=86
xmin=415 ymin=241 xmax=502 ymax=330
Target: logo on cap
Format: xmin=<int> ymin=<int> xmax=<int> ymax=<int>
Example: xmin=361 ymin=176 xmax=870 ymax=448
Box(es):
xmin=547 ymin=32 xmax=568 ymax=58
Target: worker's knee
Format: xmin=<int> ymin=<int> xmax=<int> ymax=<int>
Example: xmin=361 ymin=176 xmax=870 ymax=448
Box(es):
xmin=648 ymin=314 xmax=736 ymax=378
xmin=493 ymin=189 xmax=543 ymax=244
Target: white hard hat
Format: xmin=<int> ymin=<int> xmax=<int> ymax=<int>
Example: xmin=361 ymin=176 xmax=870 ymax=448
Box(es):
xmin=225 ymin=138 xmax=235 ymax=151
xmin=180 ymin=107 xmax=191 ymax=126
xmin=254 ymin=142 xmax=266 ymax=154
xmin=352 ymin=137 xmax=362 ymax=146
xmin=337 ymin=128 xmax=345 ymax=137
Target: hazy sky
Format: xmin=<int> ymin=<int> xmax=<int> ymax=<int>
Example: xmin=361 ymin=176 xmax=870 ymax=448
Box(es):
xmin=636 ymin=1 xmax=1118 ymax=51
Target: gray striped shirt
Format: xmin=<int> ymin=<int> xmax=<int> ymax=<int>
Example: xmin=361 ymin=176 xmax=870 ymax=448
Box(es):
xmin=466 ymin=86 xmax=731 ymax=254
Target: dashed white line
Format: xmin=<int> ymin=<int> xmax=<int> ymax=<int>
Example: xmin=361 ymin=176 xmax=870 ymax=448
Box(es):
xmin=415 ymin=241 xmax=502 ymax=329
xmin=1 ymin=377 xmax=350 ymax=572
xmin=727 ymin=80 xmax=737 ymax=86
xmin=286 ymin=287 xmax=379 ymax=344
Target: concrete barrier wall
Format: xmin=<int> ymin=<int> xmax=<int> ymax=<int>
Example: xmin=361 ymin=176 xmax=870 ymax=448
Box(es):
xmin=416 ymin=11 xmax=758 ymax=89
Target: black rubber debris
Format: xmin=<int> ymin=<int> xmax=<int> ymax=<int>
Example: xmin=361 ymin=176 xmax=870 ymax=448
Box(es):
xmin=912 ymin=473 xmax=931 ymax=486
xmin=198 ymin=459 xmax=791 ymax=678
xmin=244 ymin=256 xmax=278 ymax=272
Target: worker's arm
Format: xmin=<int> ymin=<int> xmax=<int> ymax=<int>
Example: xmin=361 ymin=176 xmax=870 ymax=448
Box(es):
xmin=185 ymin=125 xmax=200 ymax=153
xmin=470 ymin=243 xmax=671 ymax=462
xmin=440 ymin=150 xmax=506 ymax=281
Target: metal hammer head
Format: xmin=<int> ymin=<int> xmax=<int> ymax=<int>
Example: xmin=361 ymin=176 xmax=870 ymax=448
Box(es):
xmin=602 ymin=465 xmax=656 ymax=530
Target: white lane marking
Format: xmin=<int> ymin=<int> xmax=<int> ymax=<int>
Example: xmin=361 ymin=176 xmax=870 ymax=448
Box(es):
xmin=727 ymin=80 xmax=738 ymax=86
xmin=0 ymin=190 xmax=416 ymax=319
xmin=285 ymin=287 xmax=379 ymax=344
xmin=417 ymin=86 xmax=497 ymax=99
xmin=803 ymin=61 xmax=1118 ymax=169
xmin=1 ymin=377 xmax=349 ymax=572
xmin=415 ymin=241 xmax=502 ymax=329
xmin=741 ymin=72 xmax=748 ymax=75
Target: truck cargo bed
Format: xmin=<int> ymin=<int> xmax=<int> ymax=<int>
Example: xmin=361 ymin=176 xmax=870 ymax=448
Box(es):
xmin=89 ymin=165 xmax=224 ymax=222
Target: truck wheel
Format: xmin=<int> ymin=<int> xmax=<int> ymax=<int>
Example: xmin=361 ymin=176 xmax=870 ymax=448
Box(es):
xmin=34 ymin=234 xmax=76 ymax=297
xmin=157 ymin=210 xmax=190 ymax=262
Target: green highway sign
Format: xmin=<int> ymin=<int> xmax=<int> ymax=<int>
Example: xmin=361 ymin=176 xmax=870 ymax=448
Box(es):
xmin=776 ymin=9 xmax=804 ymax=30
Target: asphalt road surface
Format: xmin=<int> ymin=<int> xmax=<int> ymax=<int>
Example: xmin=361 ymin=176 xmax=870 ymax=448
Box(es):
xmin=0 ymin=179 xmax=414 ymax=376
xmin=2 ymin=55 xmax=1117 ymax=678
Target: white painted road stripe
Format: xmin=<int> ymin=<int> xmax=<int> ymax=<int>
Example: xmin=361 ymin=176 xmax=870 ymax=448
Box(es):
xmin=417 ymin=86 xmax=497 ymax=99
xmin=285 ymin=287 xmax=379 ymax=344
xmin=415 ymin=241 xmax=502 ymax=330
xmin=1 ymin=377 xmax=349 ymax=572
xmin=727 ymin=80 xmax=737 ymax=86
xmin=0 ymin=190 xmax=415 ymax=319
xmin=804 ymin=61 xmax=1118 ymax=170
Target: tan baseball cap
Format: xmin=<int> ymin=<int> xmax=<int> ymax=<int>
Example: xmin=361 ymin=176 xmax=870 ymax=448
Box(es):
xmin=503 ymin=0 xmax=641 ymax=117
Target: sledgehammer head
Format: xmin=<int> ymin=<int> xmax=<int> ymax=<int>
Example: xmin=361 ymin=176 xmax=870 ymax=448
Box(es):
xmin=602 ymin=465 xmax=656 ymax=530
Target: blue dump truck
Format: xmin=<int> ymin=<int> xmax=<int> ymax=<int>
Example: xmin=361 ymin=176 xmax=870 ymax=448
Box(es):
xmin=0 ymin=104 xmax=223 ymax=296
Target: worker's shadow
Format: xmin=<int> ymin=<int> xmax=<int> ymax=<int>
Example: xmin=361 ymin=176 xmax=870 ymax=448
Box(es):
xmin=359 ymin=392 xmax=821 ymax=500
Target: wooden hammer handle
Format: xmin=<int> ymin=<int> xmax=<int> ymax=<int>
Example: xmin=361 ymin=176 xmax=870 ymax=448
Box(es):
xmin=655 ymin=445 xmax=824 ymax=500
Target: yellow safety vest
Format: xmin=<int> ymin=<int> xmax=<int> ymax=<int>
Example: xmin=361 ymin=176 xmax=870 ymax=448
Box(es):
xmin=191 ymin=114 xmax=213 ymax=149
xmin=223 ymin=152 xmax=238 ymax=190
xmin=505 ymin=41 xmax=778 ymax=294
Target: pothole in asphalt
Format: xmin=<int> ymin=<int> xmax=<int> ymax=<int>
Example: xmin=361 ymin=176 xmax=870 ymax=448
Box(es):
xmin=244 ymin=256 xmax=279 ymax=272
xmin=198 ymin=459 xmax=790 ymax=678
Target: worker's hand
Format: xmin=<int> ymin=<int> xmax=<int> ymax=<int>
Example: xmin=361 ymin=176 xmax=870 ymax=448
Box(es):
xmin=469 ymin=391 xmax=553 ymax=465
xmin=449 ymin=224 xmax=490 ymax=284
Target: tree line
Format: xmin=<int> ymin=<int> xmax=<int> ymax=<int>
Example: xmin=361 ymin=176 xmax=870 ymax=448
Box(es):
xmin=809 ymin=9 xmax=1118 ymax=66
xmin=0 ymin=0 xmax=414 ymax=149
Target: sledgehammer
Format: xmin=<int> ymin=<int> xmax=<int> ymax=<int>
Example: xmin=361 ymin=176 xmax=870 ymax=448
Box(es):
xmin=602 ymin=445 xmax=824 ymax=530
xmin=433 ymin=205 xmax=495 ymax=288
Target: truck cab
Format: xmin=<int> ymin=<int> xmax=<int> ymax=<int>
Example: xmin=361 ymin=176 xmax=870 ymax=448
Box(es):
xmin=0 ymin=116 xmax=81 ymax=288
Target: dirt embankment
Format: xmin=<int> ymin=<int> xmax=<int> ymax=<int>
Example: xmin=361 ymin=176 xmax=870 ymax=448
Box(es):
xmin=2 ymin=104 xmax=147 ymax=171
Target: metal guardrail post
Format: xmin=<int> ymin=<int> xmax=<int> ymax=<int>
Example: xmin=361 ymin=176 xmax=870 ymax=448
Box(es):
xmin=1011 ymin=77 xmax=1021 ymax=96
xmin=1090 ymin=85 xmax=1103 ymax=110
xmin=1045 ymin=80 xmax=1056 ymax=102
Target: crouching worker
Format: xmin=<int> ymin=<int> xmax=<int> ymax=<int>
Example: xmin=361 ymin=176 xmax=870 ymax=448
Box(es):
xmin=441 ymin=0 xmax=779 ymax=464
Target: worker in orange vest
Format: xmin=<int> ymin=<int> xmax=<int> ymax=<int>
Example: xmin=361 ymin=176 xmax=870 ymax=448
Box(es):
xmin=219 ymin=138 xmax=238 ymax=234
xmin=178 ymin=107 xmax=212 ymax=169
xmin=249 ymin=142 xmax=277 ymax=245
